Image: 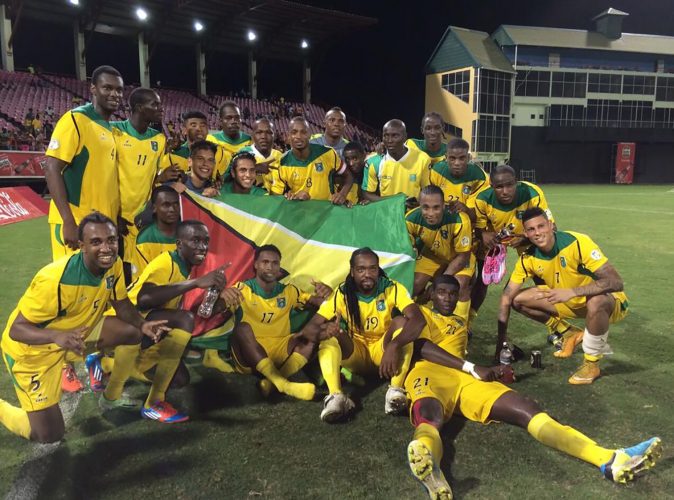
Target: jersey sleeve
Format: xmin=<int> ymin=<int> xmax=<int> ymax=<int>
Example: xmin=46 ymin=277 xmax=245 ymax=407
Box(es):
xmin=466 ymin=176 xmax=489 ymax=210
xmin=18 ymin=267 xmax=61 ymax=325
xmin=509 ymin=254 xmax=532 ymax=284
xmin=453 ymin=213 xmax=472 ymax=253
xmin=270 ymin=167 xmax=287 ymax=195
xmin=576 ymin=234 xmax=609 ymax=273
xmin=473 ymin=197 xmax=489 ymax=230
xmin=534 ymin=186 xmax=554 ymax=223
xmin=362 ymin=157 xmax=379 ymax=193
xmin=419 ymin=156 xmax=432 ymax=188
xmin=45 ymin=111 xmax=80 ymax=163
xmin=111 ymin=260 xmax=128 ymax=301
xmin=391 ymin=281 xmax=415 ymax=312
xmin=332 ymin=149 xmax=346 ymax=175
xmin=289 ymin=284 xmax=312 ymax=310
xmin=317 ymin=288 xmax=345 ymax=320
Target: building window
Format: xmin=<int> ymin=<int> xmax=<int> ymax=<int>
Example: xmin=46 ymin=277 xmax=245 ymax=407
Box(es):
xmin=515 ymin=70 xmax=550 ymax=97
xmin=441 ymin=70 xmax=471 ymax=103
xmin=444 ymin=122 xmax=463 ymax=138
xmin=474 ymin=69 xmax=512 ymax=115
xmin=619 ymin=101 xmax=653 ymax=127
xmin=473 ymin=116 xmax=510 ymax=153
xmin=622 ymin=75 xmax=655 ymax=95
xmin=586 ymin=99 xmax=620 ymax=127
xmin=656 ymin=76 xmax=674 ymax=101
xmin=587 ymin=73 xmax=622 ymax=93
xmin=551 ymin=72 xmax=586 ymax=98
xmin=654 ymin=108 xmax=674 ymax=128
xmin=549 ymin=105 xmax=585 ymax=126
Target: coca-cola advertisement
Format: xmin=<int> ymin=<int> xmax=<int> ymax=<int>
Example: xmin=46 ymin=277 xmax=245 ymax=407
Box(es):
xmin=0 ymin=151 xmax=47 ymax=178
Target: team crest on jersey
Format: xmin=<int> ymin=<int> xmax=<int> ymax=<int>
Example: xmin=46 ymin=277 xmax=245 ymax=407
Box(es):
xmin=560 ymin=256 xmax=567 ymax=268
xmin=151 ymin=141 xmax=158 ymax=152
xmin=376 ymin=300 xmax=386 ymax=311
xmin=48 ymin=139 xmax=60 ymax=150
xmin=315 ymin=163 xmax=324 ymax=172
xmin=462 ymin=185 xmax=471 ymax=195
xmin=461 ymin=236 xmax=470 ymax=247
xmin=516 ymin=210 xmax=524 ymax=220
xmin=441 ymin=229 xmax=448 ymax=239
xmin=277 ymin=297 xmax=286 ymax=308
xmin=105 ymin=276 xmax=114 ymax=289
xmin=591 ymin=249 xmax=602 ymax=260
xmin=409 ymin=174 xmax=417 ymax=182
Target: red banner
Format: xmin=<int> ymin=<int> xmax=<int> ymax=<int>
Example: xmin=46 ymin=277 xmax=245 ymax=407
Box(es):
xmin=615 ymin=142 xmax=635 ymax=184
xmin=0 ymin=150 xmax=47 ymax=178
xmin=0 ymin=187 xmax=49 ymax=226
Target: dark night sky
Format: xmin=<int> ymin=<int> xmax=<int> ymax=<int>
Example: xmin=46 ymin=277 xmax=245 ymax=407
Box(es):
xmin=10 ymin=0 xmax=674 ymax=131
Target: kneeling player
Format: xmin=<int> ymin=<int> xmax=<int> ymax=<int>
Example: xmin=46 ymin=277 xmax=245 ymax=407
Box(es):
xmin=223 ymin=245 xmax=331 ymax=401
xmin=0 ymin=213 xmax=167 ymax=442
xmin=405 ymin=275 xmax=660 ymax=499
xmin=300 ymin=248 xmax=426 ymax=422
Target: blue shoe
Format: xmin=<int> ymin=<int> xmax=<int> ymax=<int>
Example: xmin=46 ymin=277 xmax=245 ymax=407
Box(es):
xmin=85 ymin=353 xmax=105 ymax=392
xmin=140 ymin=401 xmax=189 ymax=424
xmin=600 ymin=437 xmax=662 ymax=483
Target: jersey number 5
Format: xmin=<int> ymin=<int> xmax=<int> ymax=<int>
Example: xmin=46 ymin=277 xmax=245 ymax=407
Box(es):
xmin=30 ymin=374 xmax=41 ymax=392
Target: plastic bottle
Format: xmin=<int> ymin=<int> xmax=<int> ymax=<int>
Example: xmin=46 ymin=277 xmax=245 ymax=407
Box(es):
xmin=499 ymin=342 xmax=513 ymax=365
xmin=197 ymin=269 xmax=225 ymax=318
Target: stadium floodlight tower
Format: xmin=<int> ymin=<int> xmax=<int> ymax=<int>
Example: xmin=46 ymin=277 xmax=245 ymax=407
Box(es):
xmin=301 ymin=39 xmax=311 ymax=104
xmin=247 ymin=29 xmax=258 ymax=98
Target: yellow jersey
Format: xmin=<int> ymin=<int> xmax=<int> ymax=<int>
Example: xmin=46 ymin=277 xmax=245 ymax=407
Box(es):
xmin=240 ymin=144 xmax=283 ymax=192
xmin=111 ymin=120 xmax=166 ymax=221
xmin=160 ymin=141 xmax=232 ymax=179
xmin=233 ymin=279 xmax=310 ymax=338
xmin=418 ymin=305 xmax=468 ymax=359
xmin=46 ymin=103 xmax=119 ymax=224
xmin=1 ymin=253 xmax=126 ymax=358
xmin=207 ymin=131 xmax=252 ymax=156
xmin=362 ymin=148 xmax=431 ymax=198
xmin=131 ymin=222 xmax=176 ymax=280
xmin=429 ymin=162 xmax=489 ymax=208
xmin=509 ymin=231 xmax=627 ymax=309
xmin=127 ymin=250 xmax=190 ymax=313
xmin=405 ymin=208 xmax=472 ymax=263
xmin=272 ymin=144 xmax=344 ymax=200
xmin=406 ymin=138 xmax=446 ymax=165
xmin=317 ymin=277 xmax=414 ymax=345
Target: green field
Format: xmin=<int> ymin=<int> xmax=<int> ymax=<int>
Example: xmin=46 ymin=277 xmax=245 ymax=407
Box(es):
xmin=1 ymin=185 xmax=673 ymax=499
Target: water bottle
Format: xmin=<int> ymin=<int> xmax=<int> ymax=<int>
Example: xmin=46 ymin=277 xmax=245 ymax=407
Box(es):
xmin=547 ymin=332 xmax=563 ymax=351
xmin=197 ymin=269 xmax=225 ymax=318
xmin=499 ymin=342 xmax=513 ymax=365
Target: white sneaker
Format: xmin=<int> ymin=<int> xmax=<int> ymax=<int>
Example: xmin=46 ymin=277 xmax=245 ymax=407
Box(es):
xmin=384 ymin=386 xmax=408 ymax=415
xmin=320 ymin=392 xmax=355 ymax=423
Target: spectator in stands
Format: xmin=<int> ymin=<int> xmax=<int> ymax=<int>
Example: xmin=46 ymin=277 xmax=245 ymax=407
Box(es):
xmin=243 ymin=106 xmax=251 ymax=120
xmin=0 ymin=128 xmax=11 ymax=150
xmin=43 ymin=121 xmax=53 ymax=142
xmin=310 ymin=107 xmax=349 ymax=158
xmin=27 ymin=64 xmax=35 ymax=75
xmin=45 ymin=105 xmax=55 ymax=121
xmin=31 ymin=114 xmax=42 ymax=135
xmin=207 ymin=101 xmax=252 ymax=155
xmin=17 ymin=128 xmax=34 ymax=151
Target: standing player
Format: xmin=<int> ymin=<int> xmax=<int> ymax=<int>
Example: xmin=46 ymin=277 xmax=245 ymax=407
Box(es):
xmin=299 ymin=248 xmax=426 ymax=422
xmin=406 ymin=112 xmax=447 ymax=165
xmin=362 ymin=120 xmax=431 ymax=206
xmin=405 ymin=186 xmax=473 ymax=319
xmin=218 ymin=152 xmax=267 ymax=196
xmin=240 ymin=117 xmax=283 ymax=191
xmin=404 ymin=276 xmax=658 ymax=499
xmin=309 ymin=107 xmax=349 ymax=158
xmin=223 ymin=245 xmax=331 ymax=400
xmin=271 ymin=116 xmax=353 ymax=204
xmin=0 ymin=213 xmax=168 ymax=442
xmin=497 ymin=208 xmax=629 ymax=384
xmin=45 ymin=65 xmax=124 ymax=260
xmin=207 ymin=101 xmax=252 ymax=156
xmin=111 ymin=87 xmax=166 ymax=282
xmin=100 ymin=221 xmax=227 ymax=422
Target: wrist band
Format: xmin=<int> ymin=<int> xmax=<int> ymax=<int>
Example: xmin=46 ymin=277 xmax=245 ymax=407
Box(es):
xmin=461 ymin=360 xmax=481 ymax=380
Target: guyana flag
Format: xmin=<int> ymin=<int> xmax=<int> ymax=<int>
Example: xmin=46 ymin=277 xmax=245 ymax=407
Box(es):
xmin=180 ymin=192 xmax=415 ymax=336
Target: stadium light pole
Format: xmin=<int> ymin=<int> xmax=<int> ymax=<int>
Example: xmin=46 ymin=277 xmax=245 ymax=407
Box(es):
xmin=135 ymin=7 xmax=149 ymax=21
xmin=194 ymin=20 xmax=204 ymax=32
xmin=68 ymin=0 xmax=80 ymax=5
xmin=301 ymin=40 xmax=311 ymax=104
xmin=247 ymin=30 xmax=258 ymax=99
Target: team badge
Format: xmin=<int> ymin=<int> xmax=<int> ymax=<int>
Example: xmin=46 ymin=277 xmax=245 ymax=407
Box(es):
xmin=48 ymin=139 xmax=60 ymax=150
xmin=105 ymin=276 xmax=115 ymax=289
xmin=591 ymin=249 xmax=602 ymax=260
xmin=410 ymin=174 xmax=417 ymax=182
xmin=462 ymin=185 xmax=471 ymax=195
xmin=376 ymin=300 xmax=385 ymax=311
xmin=151 ymin=141 xmax=158 ymax=152
xmin=560 ymin=256 xmax=567 ymax=267
xmin=441 ymin=229 xmax=448 ymax=239
xmin=315 ymin=163 xmax=324 ymax=172
xmin=460 ymin=236 xmax=470 ymax=247
xmin=516 ymin=210 xmax=524 ymax=219
xmin=277 ymin=297 xmax=286 ymax=308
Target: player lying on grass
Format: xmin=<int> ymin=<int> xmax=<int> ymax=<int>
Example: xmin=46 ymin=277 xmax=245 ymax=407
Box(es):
xmin=405 ymin=185 xmax=474 ymax=319
xmin=405 ymin=275 xmax=660 ymax=499
xmin=299 ymin=248 xmax=426 ymax=422
xmin=0 ymin=213 xmax=168 ymax=442
xmin=220 ymin=245 xmax=332 ymax=401
xmin=497 ymin=207 xmax=629 ymax=385
xmin=96 ymin=220 xmax=228 ymax=423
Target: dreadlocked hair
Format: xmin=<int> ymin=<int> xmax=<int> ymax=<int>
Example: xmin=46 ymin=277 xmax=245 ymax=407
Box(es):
xmin=342 ymin=247 xmax=389 ymax=333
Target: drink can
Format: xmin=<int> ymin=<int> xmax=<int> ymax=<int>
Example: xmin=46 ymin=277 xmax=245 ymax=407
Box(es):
xmin=530 ymin=350 xmax=542 ymax=369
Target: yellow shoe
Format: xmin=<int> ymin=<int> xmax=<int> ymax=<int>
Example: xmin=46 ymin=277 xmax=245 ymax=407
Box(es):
xmin=568 ymin=360 xmax=600 ymax=385
xmin=553 ymin=328 xmax=584 ymax=358
xmin=407 ymin=440 xmax=452 ymax=499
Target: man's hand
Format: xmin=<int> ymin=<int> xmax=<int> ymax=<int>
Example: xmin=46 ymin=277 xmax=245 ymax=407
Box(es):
xmin=194 ymin=263 xmax=230 ymax=289
xmin=140 ymin=319 xmax=170 ymax=343
xmin=202 ymin=187 xmax=219 ymax=198
xmin=255 ymin=160 xmax=272 ymax=175
xmin=379 ymin=340 xmax=401 ymax=379
xmin=54 ymin=326 xmax=87 ymax=355
xmin=157 ymin=165 xmax=182 ymax=183
xmin=447 ymin=199 xmax=468 ymax=214
xmin=319 ymin=313 xmax=343 ymax=341
xmin=62 ymin=219 xmax=79 ymax=250
xmin=286 ymin=190 xmax=310 ymax=201
xmin=537 ymin=287 xmax=576 ymax=304
xmin=474 ymin=365 xmax=498 ymax=382
xmin=330 ymin=191 xmax=347 ymax=206
xmin=172 ymin=181 xmax=187 ymax=194
xmin=117 ymin=216 xmax=131 ymax=237
xmin=482 ymin=231 xmax=498 ymax=250
xmin=311 ymin=279 xmax=332 ymax=300
xmin=220 ymin=287 xmax=243 ymax=308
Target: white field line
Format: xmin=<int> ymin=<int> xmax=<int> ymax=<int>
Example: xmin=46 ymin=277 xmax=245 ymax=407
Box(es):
xmin=553 ymin=203 xmax=674 ymax=216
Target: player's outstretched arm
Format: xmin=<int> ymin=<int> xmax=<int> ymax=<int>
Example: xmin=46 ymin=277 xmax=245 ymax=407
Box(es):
xmin=307 ymin=280 xmax=333 ymax=308
xmin=416 ymin=338 xmax=497 ymax=381
xmin=111 ymin=297 xmax=170 ymax=343
xmin=44 ymin=157 xmax=78 ymax=249
xmin=331 ymin=168 xmax=353 ymax=206
xmin=137 ymin=265 xmax=228 ymax=310
xmin=573 ymin=262 xmax=624 ymax=298
xmin=297 ymin=313 xmax=333 ymax=342
xmin=444 ymin=251 xmax=470 ymax=277
xmin=10 ymin=312 xmax=86 ymax=355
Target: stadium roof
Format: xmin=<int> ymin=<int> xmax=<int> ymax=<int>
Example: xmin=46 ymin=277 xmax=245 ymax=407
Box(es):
xmin=13 ymin=0 xmax=377 ymax=62
xmin=426 ymin=26 xmax=515 ymax=75
xmin=492 ymin=25 xmax=674 ymax=57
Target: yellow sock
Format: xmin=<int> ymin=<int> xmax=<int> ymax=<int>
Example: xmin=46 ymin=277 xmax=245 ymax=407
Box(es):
xmin=203 ymin=349 xmax=234 ymax=373
xmin=545 ymin=316 xmax=573 ymax=334
xmin=0 ymin=399 xmax=31 ymax=440
xmin=318 ymin=337 xmax=342 ymax=394
xmin=527 ymin=412 xmax=614 ymax=467
xmin=454 ymin=300 xmax=470 ymax=322
xmin=145 ymin=328 xmax=191 ymax=407
xmin=255 ymin=357 xmax=315 ymax=401
xmin=414 ymin=423 xmax=443 ymax=463
xmin=104 ymin=344 xmax=141 ymax=401
xmin=389 ymin=328 xmax=414 ymax=388
xmin=279 ymin=352 xmax=309 ymax=377
xmin=100 ymin=356 xmax=114 ymax=374
xmin=584 ymin=353 xmax=602 ymax=363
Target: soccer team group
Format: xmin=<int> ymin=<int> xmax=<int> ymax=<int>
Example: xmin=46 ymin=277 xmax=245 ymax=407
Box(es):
xmin=0 ymin=65 xmax=662 ymax=498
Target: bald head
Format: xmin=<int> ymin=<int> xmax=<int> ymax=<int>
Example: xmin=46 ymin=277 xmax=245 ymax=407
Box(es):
xmin=382 ymin=119 xmax=407 ymax=156
xmin=383 ymin=119 xmax=406 ymax=133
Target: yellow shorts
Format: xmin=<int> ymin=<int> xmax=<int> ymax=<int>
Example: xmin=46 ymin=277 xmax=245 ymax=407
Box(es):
xmin=3 ymin=348 xmax=64 ymax=412
xmin=415 ymin=252 xmax=475 ymax=279
xmin=233 ymin=335 xmax=292 ymax=374
xmin=50 ymin=223 xmax=78 ymax=262
xmin=405 ymin=361 xmax=511 ymax=424
xmin=536 ymin=286 xmax=629 ymax=324
xmin=122 ymin=224 xmax=140 ymax=264
xmin=341 ymin=327 xmax=403 ymax=375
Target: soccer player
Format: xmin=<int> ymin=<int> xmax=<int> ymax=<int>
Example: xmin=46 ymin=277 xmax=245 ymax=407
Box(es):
xmin=404 ymin=276 xmax=658 ymax=499
xmin=222 ymin=245 xmax=331 ymax=401
xmin=207 ymin=101 xmax=252 ymax=155
xmin=362 ymin=119 xmax=431 ymax=206
xmin=497 ymin=207 xmax=629 ymax=384
xmin=240 ymin=117 xmax=283 ymax=191
xmin=271 ymin=116 xmax=353 ymax=204
xmin=218 ymin=152 xmax=267 ymax=196
xmin=171 ymin=140 xmax=220 ymax=197
xmin=111 ymin=87 xmax=166 ymax=282
xmin=336 ymin=141 xmax=366 ymax=205
xmin=299 ymin=248 xmax=426 ymax=422
xmin=45 ymin=65 xmax=124 ymax=260
xmin=161 ymin=111 xmax=231 ymax=179
xmin=0 ymin=213 xmax=168 ymax=442
xmin=405 ymin=186 xmax=473 ymax=318
xmin=406 ymin=112 xmax=447 ymax=165
xmin=309 ymin=107 xmax=349 ymax=158
xmin=100 ymin=220 xmax=228 ymax=422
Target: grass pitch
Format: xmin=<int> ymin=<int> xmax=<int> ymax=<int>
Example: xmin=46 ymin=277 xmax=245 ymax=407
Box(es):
xmin=0 ymin=185 xmax=673 ymax=499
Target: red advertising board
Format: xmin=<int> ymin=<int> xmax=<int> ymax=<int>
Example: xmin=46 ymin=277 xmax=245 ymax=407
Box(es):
xmin=0 ymin=150 xmax=47 ymax=178
xmin=0 ymin=186 xmax=49 ymax=226
xmin=615 ymin=142 xmax=635 ymax=184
